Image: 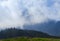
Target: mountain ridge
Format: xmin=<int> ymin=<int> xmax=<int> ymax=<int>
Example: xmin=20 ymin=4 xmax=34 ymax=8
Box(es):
xmin=24 ymin=20 xmax=60 ymax=36
xmin=0 ymin=28 xmax=60 ymax=39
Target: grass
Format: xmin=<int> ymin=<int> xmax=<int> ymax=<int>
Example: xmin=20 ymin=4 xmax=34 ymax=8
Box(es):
xmin=0 ymin=37 xmax=60 ymax=41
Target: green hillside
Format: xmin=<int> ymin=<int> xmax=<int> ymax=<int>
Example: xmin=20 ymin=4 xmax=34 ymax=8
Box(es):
xmin=0 ymin=37 xmax=60 ymax=41
xmin=0 ymin=28 xmax=60 ymax=41
xmin=0 ymin=28 xmax=59 ymax=39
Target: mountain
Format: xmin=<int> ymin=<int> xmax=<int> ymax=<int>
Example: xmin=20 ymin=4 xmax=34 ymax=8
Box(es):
xmin=24 ymin=20 xmax=60 ymax=36
xmin=0 ymin=28 xmax=59 ymax=39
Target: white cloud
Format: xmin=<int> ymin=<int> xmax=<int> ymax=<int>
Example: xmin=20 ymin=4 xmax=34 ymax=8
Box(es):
xmin=0 ymin=0 xmax=60 ymax=29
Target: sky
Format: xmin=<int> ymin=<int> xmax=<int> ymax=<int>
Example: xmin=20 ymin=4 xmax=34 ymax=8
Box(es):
xmin=0 ymin=0 xmax=60 ymax=29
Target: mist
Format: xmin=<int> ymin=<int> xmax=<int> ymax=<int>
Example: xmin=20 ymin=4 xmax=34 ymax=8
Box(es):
xmin=0 ymin=0 xmax=60 ymax=29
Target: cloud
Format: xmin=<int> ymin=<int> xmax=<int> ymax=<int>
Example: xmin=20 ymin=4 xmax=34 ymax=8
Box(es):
xmin=0 ymin=0 xmax=60 ymax=29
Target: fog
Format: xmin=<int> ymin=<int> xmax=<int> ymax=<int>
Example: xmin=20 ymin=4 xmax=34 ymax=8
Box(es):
xmin=0 ymin=0 xmax=60 ymax=29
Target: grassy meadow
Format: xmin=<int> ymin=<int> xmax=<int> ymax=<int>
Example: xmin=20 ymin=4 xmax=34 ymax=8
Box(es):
xmin=0 ymin=37 xmax=60 ymax=41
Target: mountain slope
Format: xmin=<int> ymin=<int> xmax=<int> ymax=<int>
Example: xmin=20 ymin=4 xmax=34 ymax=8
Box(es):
xmin=0 ymin=28 xmax=59 ymax=39
xmin=24 ymin=20 xmax=60 ymax=36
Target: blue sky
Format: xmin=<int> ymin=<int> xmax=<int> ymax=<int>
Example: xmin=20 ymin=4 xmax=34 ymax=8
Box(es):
xmin=0 ymin=0 xmax=60 ymax=29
